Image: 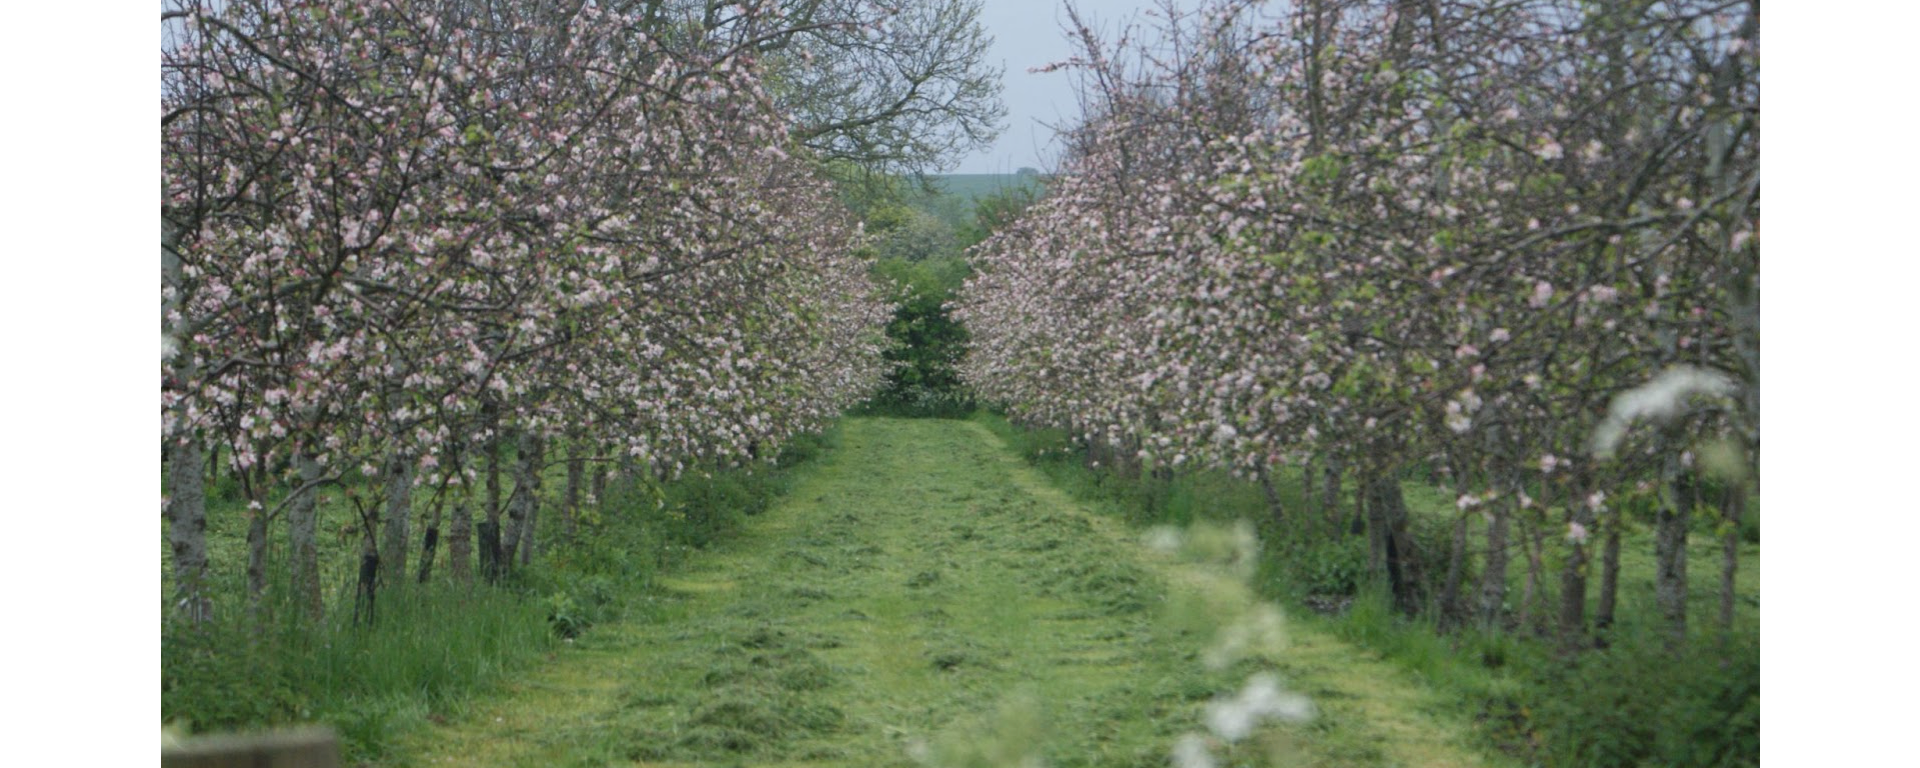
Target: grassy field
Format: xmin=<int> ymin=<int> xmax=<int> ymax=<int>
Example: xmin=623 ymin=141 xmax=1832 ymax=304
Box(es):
xmin=930 ymin=173 xmax=1044 ymax=204
xmin=391 ymin=418 xmax=1515 ymax=768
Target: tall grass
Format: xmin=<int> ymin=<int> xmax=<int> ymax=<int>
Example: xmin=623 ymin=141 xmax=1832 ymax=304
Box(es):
xmin=161 ymin=427 xmax=840 ymax=760
xmin=973 ymin=409 xmax=1759 ymax=766
xmin=161 ymin=583 xmax=553 ymax=751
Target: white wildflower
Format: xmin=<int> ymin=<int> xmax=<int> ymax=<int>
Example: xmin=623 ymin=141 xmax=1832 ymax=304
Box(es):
xmin=1205 ymin=673 xmax=1314 ymax=741
xmin=1171 ymin=733 xmax=1216 ymax=768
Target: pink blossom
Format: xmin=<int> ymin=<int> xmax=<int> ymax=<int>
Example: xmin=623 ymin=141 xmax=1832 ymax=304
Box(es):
xmin=1529 ymin=281 xmax=1554 ymax=308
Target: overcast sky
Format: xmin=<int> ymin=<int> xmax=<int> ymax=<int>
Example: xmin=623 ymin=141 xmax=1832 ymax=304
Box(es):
xmin=954 ymin=0 xmax=1179 ymax=174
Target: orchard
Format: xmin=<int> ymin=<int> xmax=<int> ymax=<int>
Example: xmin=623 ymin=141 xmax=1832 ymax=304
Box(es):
xmin=156 ymin=1 xmax=1763 ymax=765
xmin=960 ymin=0 xmax=1756 ymax=644
xmin=157 ymin=0 xmax=944 ymax=619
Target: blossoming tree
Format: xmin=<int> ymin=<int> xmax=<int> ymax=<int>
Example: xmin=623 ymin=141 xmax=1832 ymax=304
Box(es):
xmin=957 ymin=0 xmax=1756 ymax=645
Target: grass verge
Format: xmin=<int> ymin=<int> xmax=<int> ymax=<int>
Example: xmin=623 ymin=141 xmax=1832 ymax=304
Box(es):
xmin=161 ymin=429 xmax=840 ymax=762
xmin=973 ymin=409 xmax=1760 ymax=767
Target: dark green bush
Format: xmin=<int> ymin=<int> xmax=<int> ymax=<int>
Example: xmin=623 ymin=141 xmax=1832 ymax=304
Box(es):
xmin=1286 ymin=535 xmax=1371 ymax=596
xmin=1740 ymin=511 xmax=1760 ymax=544
xmin=162 ymin=619 xmax=302 ymax=733
xmin=1522 ymin=631 xmax=1758 ymax=768
xmin=865 ymin=256 xmax=976 ymax=418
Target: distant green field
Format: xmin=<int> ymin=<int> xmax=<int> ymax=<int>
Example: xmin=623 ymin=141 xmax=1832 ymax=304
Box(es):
xmin=931 ymin=173 xmax=1045 ymax=204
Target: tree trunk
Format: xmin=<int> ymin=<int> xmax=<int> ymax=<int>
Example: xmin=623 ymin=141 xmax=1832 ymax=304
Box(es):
xmin=564 ymin=437 xmax=585 ymax=540
xmin=1477 ymin=496 xmax=1512 ymax=629
xmin=504 ymin=493 xmax=528 ymax=566
xmin=478 ymin=519 xmax=503 ymax=584
xmin=165 ymin=436 xmax=212 ymax=623
xmin=486 ymin=440 xmax=502 ymax=521
xmin=1719 ymin=484 xmax=1744 ymax=629
xmin=1362 ymin=482 xmax=1383 ymax=574
xmin=482 ymin=419 xmax=505 ymax=583
xmin=503 ymin=432 xmax=544 ymax=568
xmin=1557 ymin=475 xmax=1600 ymax=649
xmin=352 ymin=535 xmax=379 ymax=627
xmin=524 ymin=434 xmax=547 ymax=564
xmin=162 ymin=220 xmax=211 ymax=624
xmin=241 ymin=483 xmax=268 ymax=610
xmin=1257 ymin=466 xmax=1285 ymax=529
xmin=1301 ymin=456 xmax=1317 ymax=516
xmin=1437 ymin=511 xmax=1470 ymax=627
xmin=1596 ymin=501 xmax=1624 ymax=637
xmin=1322 ymin=457 xmax=1344 ymax=535
xmin=206 ymin=442 xmax=222 ymax=497
xmin=290 ymin=451 xmax=324 ymax=621
xmin=1518 ymin=511 xmax=1547 ymax=636
xmin=1655 ymin=472 xmax=1696 ymax=648
xmin=379 ymin=450 xmax=413 ymax=588
xmin=1557 ymin=529 xmax=1591 ymax=651
xmin=520 ymin=471 xmax=541 ymax=567
xmin=1363 ymin=471 xmax=1420 ymax=614
xmin=1303 ymin=0 xmax=1327 ymax=152
xmin=416 ymin=491 xmax=443 ymax=584
xmin=448 ymin=486 xmax=472 ymax=586
xmin=485 ymin=417 xmax=503 ymax=540
xmin=241 ymin=462 xmax=272 ymax=618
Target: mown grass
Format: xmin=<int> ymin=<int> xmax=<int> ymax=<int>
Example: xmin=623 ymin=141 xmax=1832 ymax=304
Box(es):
xmin=394 ymin=417 xmax=1510 ymax=768
xmin=974 ymin=410 xmax=1760 ymax=767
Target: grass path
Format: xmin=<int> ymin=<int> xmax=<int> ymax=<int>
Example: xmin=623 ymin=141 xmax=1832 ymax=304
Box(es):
xmin=393 ymin=418 xmax=1514 ymax=768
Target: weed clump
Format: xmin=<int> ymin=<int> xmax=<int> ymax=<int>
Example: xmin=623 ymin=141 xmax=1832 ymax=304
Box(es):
xmin=1033 ymin=552 xmax=1159 ymax=616
xmin=632 ymin=622 xmax=851 ymax=760
xmin=774 ymin=655 xmax=835 ymax=691
xmin=740 ymin=623 xmax=790 ymax=649
xmin=1076 ymin=560 xmax=1154 ymax=615
xmin=674 ymin=689 xmax=845 ymax=755
xmin=788 ymin=585 xmax=833 ymax=603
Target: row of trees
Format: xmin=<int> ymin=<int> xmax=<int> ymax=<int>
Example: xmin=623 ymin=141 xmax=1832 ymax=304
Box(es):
xmin=161 ymin=0 xmax=1003 ymax=622
xmin=957 ymin=0 xmax=1757 ymax=648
